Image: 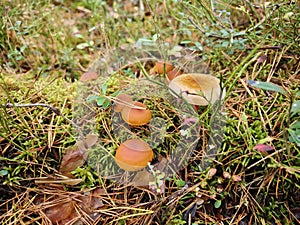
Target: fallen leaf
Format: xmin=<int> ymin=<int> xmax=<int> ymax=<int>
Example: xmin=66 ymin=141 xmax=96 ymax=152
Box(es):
xmin=79 ymin=71 xmax=99 ymax=82
xmin=207 ymin=168 xmax=217 ymax=179
xmin=232 ymin=175 xmax=242 ymax=182
xmin=59 ymin=134 xmax=98 ymax=177
xmin=132 ymin=169 xmax=155 ymax=187
xmin=257 ymin=54 xmax=267 ymax=64
xmin=253 ymin=144 xmax=275 ymax=153
xmin=46 ymin=200 xmax=75 ymax=224
xmin=59 ymin=143 xmax=87 ymax=177
xmin=85 ymin=134 xmax=98 ymax=148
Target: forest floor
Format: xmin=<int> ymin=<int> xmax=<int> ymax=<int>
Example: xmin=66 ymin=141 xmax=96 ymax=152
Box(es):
xmin=0 ymin=1 xmax=300 ymax=224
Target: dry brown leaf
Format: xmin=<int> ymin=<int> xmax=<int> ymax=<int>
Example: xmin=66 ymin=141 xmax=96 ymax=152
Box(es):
xmin=79 ymin=71 xmax=99 ymax=82
xmin=45 ymin=200 xmax=75 ymax=224
xmin=79 ymin=188 xmax=105 ymax=213
xmin=207 ymin=168 xmax=217 ymax=179
xmin=132 ymin=169 xmax=155 ymax=187
xmin=232 ymin=175 xmax=242 ymax=182
xmin=253 ymin=144 xmax=275 ymax=153
xmin=85 ymin=134 xmax=99 ymax=148
xmin=59 ymin=134 xmax=98 ymax=177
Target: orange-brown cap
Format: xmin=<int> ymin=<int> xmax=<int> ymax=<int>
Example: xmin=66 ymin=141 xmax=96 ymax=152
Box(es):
xmin=166 ymin=68 xmax=183 ymax=83
xmin=113 ymin=93 xmax=133 ymax=112
xmin=121 ymin=102 xmax=152 ymax=126
xmin=153 ymin=61 xmax=174 ymax=74
xmin=115 ymin=139 xmax=153 ymax=171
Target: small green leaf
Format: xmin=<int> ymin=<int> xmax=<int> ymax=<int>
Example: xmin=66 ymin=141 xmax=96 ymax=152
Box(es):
xmin=247 ymin=80 xmax=286 ymax=94
xmin=111 ymin=90 xmax=122 ymax=97
xmin=291 ymin=100 xmax=300 ymax=114
xmin=0 ymin=170 xmax=8 ymax=176
xmin=288 ymin=129 xmax=300 ymax=146
xmin=101 ymin=83 xmax=108 ymax=95
xmin=214 ymin=200 xmax=222 ymax=208
xmin=175 ymin=179 xmax=186 ymax=187
xmin=96 ymin=97 xmax=107 ymax=106
xmin=87 ymin=95 xmax=100 ymax=102
xmin=102 ymin=100 xmax=111 ymax=109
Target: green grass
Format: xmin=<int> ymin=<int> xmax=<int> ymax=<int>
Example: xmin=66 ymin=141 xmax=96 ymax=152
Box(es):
xmin=0 ymin=0 xmax=300 ymax=224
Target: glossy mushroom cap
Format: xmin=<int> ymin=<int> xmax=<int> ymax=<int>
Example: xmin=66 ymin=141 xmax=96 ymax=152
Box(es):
xmin=115 ymin=139 xmax=153 ymax=171
xmin=113 ymin=93 xmax=133 ymax=112
xmin=166 ymin=68 xmax=183 ymax=83
xmin=121 ymin=101 xmax=152 ymax=126
xmin=153 ymin=61 xmax=174 ymax=74
xmin=168 ymin=73 xmax=225 ymax=106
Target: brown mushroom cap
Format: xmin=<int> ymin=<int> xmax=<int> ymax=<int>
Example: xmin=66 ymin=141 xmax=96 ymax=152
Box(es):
xmin=166 ymin=68 xmax=183 ymax=83
xmin=168 ymin=73 xmax=225 ymax=106
xmin=121 ymin=101 xmax=152 ymax=126
xmin=115 ymin=139 xmax=153 ymax=171
xmin=153 ymin=61 xmax=174 ymax=74
xmin=113 ymin=93 xmax=133 ymax=112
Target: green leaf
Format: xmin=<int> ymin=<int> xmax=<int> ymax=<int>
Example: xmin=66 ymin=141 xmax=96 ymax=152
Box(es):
xmin=247 ymin=80 xmax=286 ymax=94
xmin=102 ymin=100 xmax=111 ymax=109
xmin=111 ymin=90 xmax=122 ymax=97
xmin=0 ymin=170 xmax=8 ymax=176
xmin=288 ymin=129 xmax=300 ymax=146
xmin=101 ymin=83 xmax=108 ymax=95
xmin=96 ymin=97 xmax=107 ymax=106
xmin=87 ymin=95 xmax=100 ymax=102
xmin=175 ymin=179 xmax=186 ymax=187
xmin=290 ymin=121 xmax=300 ymax=129
xmin=214 ymin=200 xmax=222 ymax=208
xmin=291 ymin=100 xmax=300 ymax=114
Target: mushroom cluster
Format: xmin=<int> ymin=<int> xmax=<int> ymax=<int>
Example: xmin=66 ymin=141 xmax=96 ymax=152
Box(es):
xmin=113 ymin=94 xmax=153 ymax=171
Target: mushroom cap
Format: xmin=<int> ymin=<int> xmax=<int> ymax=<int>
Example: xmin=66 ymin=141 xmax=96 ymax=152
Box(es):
xmin=121 ymin=101 xmax=152 ymax=126
xmin=113 ymin=93 xmax=133 ymax=112
xmin=166 ymin=68 xmax=183 ymax=83
xmin=153 ymin=61 xmax=174 ymax=74
xmin=168 ymin=73 xmax=225 ymax=106
xmin=115 ymin=139 xmax=153 ymax=171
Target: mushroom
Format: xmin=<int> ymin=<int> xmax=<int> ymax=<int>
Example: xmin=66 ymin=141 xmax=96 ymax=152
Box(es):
xmin=121 ymin=101 xmax=152 ymax=126
xmin=115 ymin=139 xmax=153 ymax=171
xmin=166 ymin=68 xmax=183 ymax=83
xmin=168 ymin=73 xmax=225 ymax=106
xmin=153 ymin=61 xmax=174 ymax=74
xmin=113 ymin=93 xmax=133 ymax=112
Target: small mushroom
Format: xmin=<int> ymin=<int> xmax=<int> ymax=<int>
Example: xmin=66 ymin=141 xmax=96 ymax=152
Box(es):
xmin=115 ymin=139 xmax=153 ymax=171
xmin=121 ymin=101 xmax=152 ymax=126
xmin=168 ymin=73 xmax=225 ymax=106
xmin=113 ymin=93 xmax=133 ymax=112
xmin=153 ymin=61 xmax=174 ymax=74
xmin=166 ymin=68 xmax=183 ymax=83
